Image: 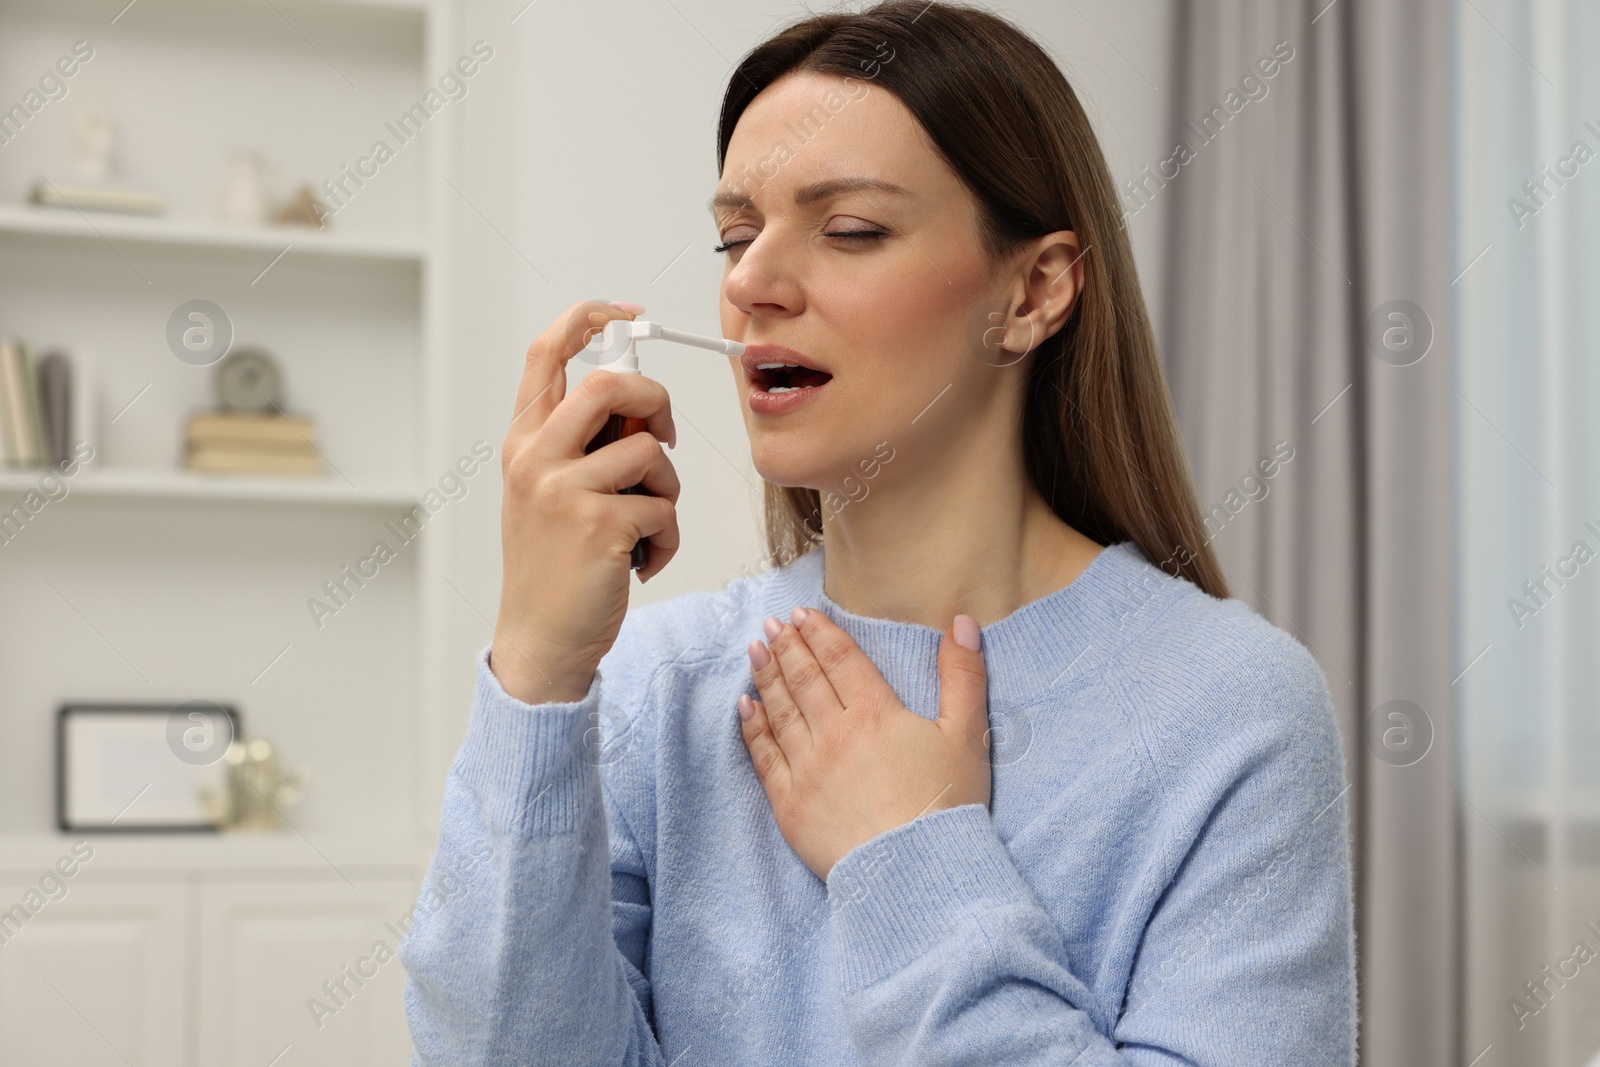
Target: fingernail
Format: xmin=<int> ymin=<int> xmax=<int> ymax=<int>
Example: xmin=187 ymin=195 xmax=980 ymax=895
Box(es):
xmin=763 ymin=616 xmax=782 ymax=641
xmin=608 ymin=300 xmax=646 ymax=314
xmin=790 ymin=606 xmax=808 ymax=627
xmin=953 ymin=613 xmax=980 ymax=651
xmin=738 ymin=693 xmax=755 ymax=721
xmin=748 ymin=639 xmax=771 ymax=671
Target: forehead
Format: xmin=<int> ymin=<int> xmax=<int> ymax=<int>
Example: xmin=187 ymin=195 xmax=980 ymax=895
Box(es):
xmin=716 ymin=71 xmax=942 ymax=201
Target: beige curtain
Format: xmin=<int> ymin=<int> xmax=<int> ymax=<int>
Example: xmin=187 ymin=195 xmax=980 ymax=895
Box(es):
xmin=1155 ymin=1 xmax=1456 ymax=1064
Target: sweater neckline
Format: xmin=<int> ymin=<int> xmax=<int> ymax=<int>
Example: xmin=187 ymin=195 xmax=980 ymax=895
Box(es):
xmin=759 ymin=539 xmax=1159 ymax=716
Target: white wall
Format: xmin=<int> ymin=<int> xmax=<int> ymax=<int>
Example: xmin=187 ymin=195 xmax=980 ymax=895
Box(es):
xmin=437 ymin=0 xmax=1176 ymax=741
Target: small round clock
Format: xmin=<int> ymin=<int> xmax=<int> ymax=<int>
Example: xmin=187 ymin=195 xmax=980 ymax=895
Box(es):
xmin=214 ymin=347 xmax=284 ymax=412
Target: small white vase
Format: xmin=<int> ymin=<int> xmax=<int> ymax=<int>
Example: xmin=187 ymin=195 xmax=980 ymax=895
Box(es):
xmin=218 ymin=149 xmax=270 ymax=225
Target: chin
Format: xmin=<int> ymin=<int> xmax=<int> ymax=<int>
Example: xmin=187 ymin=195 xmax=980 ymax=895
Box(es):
xmin=747 ymin=438 xmax=833 ymax=492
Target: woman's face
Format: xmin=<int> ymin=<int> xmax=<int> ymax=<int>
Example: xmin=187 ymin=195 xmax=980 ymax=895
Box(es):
xmin=712 ymin=71 xmax=1051 ymax=498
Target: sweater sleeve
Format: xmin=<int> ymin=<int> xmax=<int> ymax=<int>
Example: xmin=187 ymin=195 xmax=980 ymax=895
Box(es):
xmin=822 ymin=659 xmax=1355 ymax=1065
xmin=399 ymin=645 xmax=666 ymax=1067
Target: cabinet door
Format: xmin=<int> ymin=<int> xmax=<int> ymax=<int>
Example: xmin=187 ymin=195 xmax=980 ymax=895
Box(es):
xmin=0 ymin=878 xmax=188 ymax=1067
xmin=197 ymin=876 xmax=423 ymax=1067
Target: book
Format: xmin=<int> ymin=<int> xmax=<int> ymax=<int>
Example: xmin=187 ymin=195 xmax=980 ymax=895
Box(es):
xmin=0 ymin=338 xmax=46 ymax=468
xmin=37 ymin=351 xmax=72 ymax=469
xmin=186 ymin=446 xmax=322 ymax=476
xmin=188 ymin=438 xmax=320 ymax=457
xmin=30 ymin=179 xmax=165 ymax=216
xmin=20 ymin=345 xmax=48 ymax=466
xmin=183 ymin=410 xmax=322 ymax=476
xmin=0 ymin=339 xmax=15 ymax=467
xmin=71 ymin=349 xmax=99 ymax=463
xmin=186 ymin=411 xmax=316 ymax=447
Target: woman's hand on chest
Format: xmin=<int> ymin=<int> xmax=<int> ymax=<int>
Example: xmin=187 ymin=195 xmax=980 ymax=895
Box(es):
xmin=738 ymin=606 xmax=991 ymax=882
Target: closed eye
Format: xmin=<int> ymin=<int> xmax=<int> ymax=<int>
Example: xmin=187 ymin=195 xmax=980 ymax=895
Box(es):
xmin=712 ymin=229 xmax=889 ymax=254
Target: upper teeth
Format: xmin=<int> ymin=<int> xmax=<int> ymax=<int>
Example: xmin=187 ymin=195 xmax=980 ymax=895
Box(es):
xmin=756 ymin=362 xmax=803 ymax=370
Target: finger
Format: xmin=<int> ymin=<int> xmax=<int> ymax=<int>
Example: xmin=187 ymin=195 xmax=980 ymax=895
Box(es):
xmin=572 ymin=426 xmax=682 ymax=504
xmin=739 ymin=694 xmax=792 ymax=799
xmin=509 ymin=300 xmax=630 ymax=441
xmin=764 ymin=615 xmax=844 ymax=730
xmin=785 ymin=606 xmax=891 ymax=711
xmin=542 ymin=363 xmax=677 ymax=462
xmin=748 ymin=636 xmax=812 ymax=755
xmin=936 ymin=613 xmax=989 ymax=745
xmin=611 ymin=492 xmax=679 ymax=579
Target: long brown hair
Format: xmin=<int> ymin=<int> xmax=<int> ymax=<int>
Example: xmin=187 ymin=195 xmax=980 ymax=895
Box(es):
xmin=715 ymin=0 xmax=1229 ymax=599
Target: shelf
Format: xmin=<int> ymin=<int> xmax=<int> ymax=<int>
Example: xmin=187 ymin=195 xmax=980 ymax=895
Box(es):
xmin=0 ymin=467 xmax=420 ymax=506
xmin=0 ymin=203 xmax=426 ymax=264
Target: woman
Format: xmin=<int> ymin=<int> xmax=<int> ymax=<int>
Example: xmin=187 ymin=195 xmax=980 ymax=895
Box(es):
xmin=400 ymin=2 xmax=1356 ymax=1063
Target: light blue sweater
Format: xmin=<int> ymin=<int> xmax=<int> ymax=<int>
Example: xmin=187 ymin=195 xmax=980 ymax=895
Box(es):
xmin=399 ymin=541 xmax=1357 ymax=1065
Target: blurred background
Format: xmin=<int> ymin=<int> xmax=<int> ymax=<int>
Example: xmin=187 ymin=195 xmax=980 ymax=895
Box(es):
xmin=0 ymin=0 xmax=1587 ymax=1064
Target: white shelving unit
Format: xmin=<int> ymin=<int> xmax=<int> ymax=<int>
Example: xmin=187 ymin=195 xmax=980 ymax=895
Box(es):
xmin=0 ymin=0 xmax=456 ymax=1061
xmin=0 ymin=201 xmax=429 ymax=260
xmin=0 ymin=466 xmax=422 ymax=505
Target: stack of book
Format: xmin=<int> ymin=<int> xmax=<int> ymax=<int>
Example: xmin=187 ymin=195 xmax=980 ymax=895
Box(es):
xmin=185 ymin=412 xmax=323 ymax=476
xmin=30 ymin=180 xmax=164 ymax=216
xmin=0 ymin=338 xmax=92 ymax=469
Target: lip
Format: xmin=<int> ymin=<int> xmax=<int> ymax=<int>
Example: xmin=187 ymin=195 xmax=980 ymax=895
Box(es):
xmin=739 ymin=344 xmax=830 ymax=380
xmin=739 ymin=343 xmax=833 ymax=417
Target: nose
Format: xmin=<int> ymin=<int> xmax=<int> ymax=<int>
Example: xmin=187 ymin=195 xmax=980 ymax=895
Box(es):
xmin=722 ymin=231 xmax=802 ymax=321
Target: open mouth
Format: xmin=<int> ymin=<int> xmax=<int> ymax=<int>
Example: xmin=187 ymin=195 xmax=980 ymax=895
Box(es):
xmin=750 ymin=362 xmax=834 ymax=393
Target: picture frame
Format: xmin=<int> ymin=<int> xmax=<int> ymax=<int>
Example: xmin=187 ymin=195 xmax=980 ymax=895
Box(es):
xmin=56 ymin=702 xmax=241 ymax=833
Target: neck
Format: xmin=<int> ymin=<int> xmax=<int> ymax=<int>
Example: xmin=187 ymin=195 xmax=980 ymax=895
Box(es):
xmin=816 ymin=442 xmax=1103 ymax=629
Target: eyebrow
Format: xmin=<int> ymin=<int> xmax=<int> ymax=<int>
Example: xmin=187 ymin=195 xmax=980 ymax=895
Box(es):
xmin=706 ymin=176 xmax=911 ymax=215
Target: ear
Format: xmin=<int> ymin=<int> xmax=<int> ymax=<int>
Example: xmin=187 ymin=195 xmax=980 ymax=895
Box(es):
xmin=997 ymin=230 xmax=1086 ymax=358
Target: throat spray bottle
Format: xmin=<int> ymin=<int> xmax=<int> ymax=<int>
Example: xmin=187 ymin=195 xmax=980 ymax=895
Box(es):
xmin=582 ymin=319 xmax=745 ymax=570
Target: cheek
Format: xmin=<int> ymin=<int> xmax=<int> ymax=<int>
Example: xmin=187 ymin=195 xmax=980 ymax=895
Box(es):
xmin=817 ymin=270 xmax=967 ymax=407
xmin=822 ymin=263 xmax=983 ymax=414
xmin=814 ymin=261 xmax=948 ymax=351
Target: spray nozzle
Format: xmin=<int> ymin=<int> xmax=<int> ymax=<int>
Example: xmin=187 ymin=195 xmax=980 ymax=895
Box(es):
xmin=586 ymin=319 xmax=745 ymax=373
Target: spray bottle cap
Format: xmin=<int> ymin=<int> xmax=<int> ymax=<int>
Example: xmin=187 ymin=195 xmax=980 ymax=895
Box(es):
xmin=586 ymin=319 xmax=745 ymax=374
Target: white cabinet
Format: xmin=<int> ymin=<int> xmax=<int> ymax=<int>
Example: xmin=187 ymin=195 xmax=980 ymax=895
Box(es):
xmin=197 ymin=878 xmax=422 ymax=1067
xmin=0 ymin=839 xmax=427 ymax=1066
xmin=0 ymin=879 xmax=188 ymax=1067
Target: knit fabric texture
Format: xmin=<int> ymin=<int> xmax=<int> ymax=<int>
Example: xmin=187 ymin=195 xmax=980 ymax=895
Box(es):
xmin=400 ymin=540 xmax=1357 ymax=1065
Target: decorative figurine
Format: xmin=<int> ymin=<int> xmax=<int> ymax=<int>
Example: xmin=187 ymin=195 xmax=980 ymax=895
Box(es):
xmin=202 ymin=737 xmax=310 ymax=832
